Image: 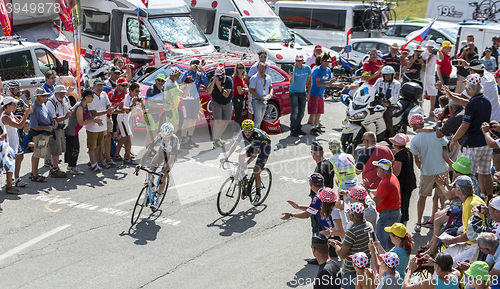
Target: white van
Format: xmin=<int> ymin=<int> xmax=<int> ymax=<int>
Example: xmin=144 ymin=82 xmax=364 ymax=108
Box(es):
xmin=187 ymin=0 xmax=306 ymax=72
xmin=455 ymin=24 xmax=500 ymax=56
xmin=426 ymin=0 xmax=475 ymax=23
xmin=60 ymin=0 xmax=215 ymax=67
xmin=271 ymin=1 xmax=371 ymax=50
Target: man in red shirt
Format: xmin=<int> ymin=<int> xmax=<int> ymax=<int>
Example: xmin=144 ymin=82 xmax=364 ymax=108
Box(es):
xmin=107 ymin=77 xmax=127 ymax=161
xmin=363 ymin=48 xmax=384 ymax=85
xmin=437 ymin=41 xmax=454 ymax=88
xmin=355 ymin=131 xmax=394 ymax=189
xmin=367 ymin=159 xmax=401 ymax=250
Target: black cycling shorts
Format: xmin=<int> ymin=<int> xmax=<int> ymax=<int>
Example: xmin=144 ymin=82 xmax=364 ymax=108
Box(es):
xmin=245 ymin=142 xmax=271 ymax=169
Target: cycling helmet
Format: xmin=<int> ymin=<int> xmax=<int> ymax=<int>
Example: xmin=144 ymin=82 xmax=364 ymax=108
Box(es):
xmin=7 ymin=80 xmax=21 ymax=88
xmin=241 ymin=119 xmax=254 ymax=131
xmin=381 ymin=65 xmax=395 ymax=75
xmin=160 ymin=122 xmax=174 ymax=138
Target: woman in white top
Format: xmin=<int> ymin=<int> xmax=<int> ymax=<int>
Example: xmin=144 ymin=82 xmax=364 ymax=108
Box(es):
xmin=1 ymin=97 xmax=32 ymax=189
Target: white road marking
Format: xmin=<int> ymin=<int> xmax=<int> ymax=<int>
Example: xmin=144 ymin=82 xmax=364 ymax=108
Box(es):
xmin=113 ymin=176 xmax=222 ymax=207
xmin=0 ymin=224 xmax=71 ymax=262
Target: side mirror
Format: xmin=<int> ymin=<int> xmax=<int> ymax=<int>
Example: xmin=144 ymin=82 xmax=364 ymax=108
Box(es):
xmin=88 ymin=44 xmax=93 ymax=50
xmin=239 ymin=34 xmax=249 ymax=47
xmin=62 ymin=60 xmax=69 ymax=75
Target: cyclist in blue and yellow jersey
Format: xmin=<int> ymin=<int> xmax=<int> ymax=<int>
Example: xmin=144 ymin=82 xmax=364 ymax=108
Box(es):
xmin=135 ymin=122 xmax=179 ymax=210
xmin=328 ymin=138 xmax=359 ymax=191
xmin=222 ymin=119 xmax=271 ymax=205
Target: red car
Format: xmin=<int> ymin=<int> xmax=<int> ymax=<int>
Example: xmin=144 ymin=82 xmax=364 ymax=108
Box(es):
xmin=134 ymin=59 xmax=291 ymax=130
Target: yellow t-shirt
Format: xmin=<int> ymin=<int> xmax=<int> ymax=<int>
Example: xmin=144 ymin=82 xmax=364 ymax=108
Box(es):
xmin=462 ymin=195 xmax=486 ymax=245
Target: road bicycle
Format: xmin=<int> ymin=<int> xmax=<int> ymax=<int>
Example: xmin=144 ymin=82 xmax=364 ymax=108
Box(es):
xmin=361 ymin=1 xmax=397 ymax=31
xmin=470 ymin=0 xmax=499 ymax=21
xmin=131 ymin=166 xmax=170 ymax=225
xmin=217 ymin=160 xmax=272 ymax=216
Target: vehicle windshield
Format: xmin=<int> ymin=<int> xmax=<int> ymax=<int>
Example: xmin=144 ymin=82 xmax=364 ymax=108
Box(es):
xmin=243 ymin=17 xmax=291 ymax=43
xmin=292 ymin=31 xmax=313 ymax=46
xmin=437 ymin=26 xmax=459 ymax=41
xmin=149 ymin=16 xmax=208 ymax=47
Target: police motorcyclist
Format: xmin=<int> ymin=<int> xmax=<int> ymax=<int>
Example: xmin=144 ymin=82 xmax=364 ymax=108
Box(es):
xmin=373 ymin=66 xmax=401 ymax=137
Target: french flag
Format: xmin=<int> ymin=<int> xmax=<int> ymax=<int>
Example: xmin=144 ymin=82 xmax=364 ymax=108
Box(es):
xmin=401 ymin=20 xmax=435 ymax=50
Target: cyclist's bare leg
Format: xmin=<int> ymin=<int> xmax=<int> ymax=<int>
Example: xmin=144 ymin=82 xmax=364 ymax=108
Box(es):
xmin=254 ymin=167 xmax=262 ymax=190
xmin=157 ymin=166 xmax=169 ymax=195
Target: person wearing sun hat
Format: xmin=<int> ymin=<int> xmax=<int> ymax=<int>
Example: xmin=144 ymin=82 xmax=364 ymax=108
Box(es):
xmin=390 ymin=133 xmax=416 ymax=226
xmin=207 ymin=65 xmax=233 ymax=149
xmin=368 ymin=158 xmax=401 ymax=251
xmin=330 ymin=202 xmax=373 ymax=289
xmin=465 ymin=261 xmax=491 ymax=289
xmin=382 ymin=43 xmax=401 ymax=76
xmin=449 ymin=73 xmax=494 ymax=202
xmin=370 ymin=223 xmax=413 ymax=279
xmin=436 ymin=41 xmax=454 ymax=93
xmin=351 ymin=252 xmax=376 ymax=289
xmin=409 ymin=113 xmax=449 ymax=233
xmin=371 ymin=252 xmax=400 ymax=289
xmin=403 ymin=45 xmax=425 ymax=83
xmin=345 ymin=185 xmax=377 ymax=231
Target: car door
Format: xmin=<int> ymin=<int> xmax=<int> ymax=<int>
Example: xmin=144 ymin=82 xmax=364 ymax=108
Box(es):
xmin=0 ymin=48 xmax=42 ymax=95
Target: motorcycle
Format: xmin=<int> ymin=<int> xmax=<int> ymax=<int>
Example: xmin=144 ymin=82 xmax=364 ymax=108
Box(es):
xmin=83 ymin=45 xmax=113 ymax=88
xmin=340 ymin=81 xmax=424 ymax=154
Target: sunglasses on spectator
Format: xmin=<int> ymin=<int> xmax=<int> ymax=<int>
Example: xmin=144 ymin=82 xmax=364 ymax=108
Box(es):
xmin=134 ymin=90 xmax=140 ymax=93
xmin=192 ymin=61 xmax=200 ymax=65
xmin=238 ymin=67 xmax=245 ymax=69
xmin=370 ymin=54 xmax=377 ymax=56
xmin=156 ymin=79 xmax=165 ymax=83
xmin=259 ymin=55 xmax=267 ymax=58
xmin=119 ymin=84 xmax=128 ymax=87
xmin=323 ymin=60 xmax=331 ymax=62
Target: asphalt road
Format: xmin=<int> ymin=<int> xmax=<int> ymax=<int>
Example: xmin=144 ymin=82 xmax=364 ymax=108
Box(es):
xmin=0 ymin=97 xmax=437 ymax=288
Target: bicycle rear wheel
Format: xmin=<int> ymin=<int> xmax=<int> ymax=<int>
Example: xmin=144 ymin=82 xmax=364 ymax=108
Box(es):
xmin=131 ymin=186 xmax=149 ymax=225
xmin=479 ymin=0 xmax=495 ymax=19
xmin=385 ymin=9 xmax=396 ymax=28
xmin=362 ymin=8 xmax=374 ymax=30
xmin=248 ymin=168 xmax=272 ymax=206
xmin=152 ymin=174 xmax=170 ymax=212
xmin=217 ymin=176 xmax=241 ymax=216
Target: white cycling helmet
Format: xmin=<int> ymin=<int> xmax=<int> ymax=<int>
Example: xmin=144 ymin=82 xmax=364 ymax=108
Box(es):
xmin=381 ymin=65 xmax=395 ymax=75
xmin=160 ymin=122 xmax=174 ymax=138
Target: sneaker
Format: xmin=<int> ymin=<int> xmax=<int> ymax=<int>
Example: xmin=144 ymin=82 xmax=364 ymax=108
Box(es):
xmin=319 ymin=123 xmax=325 ymax=128
xmin=317 ymin=127 xmax=325 ymax=133
xmin=129 ymin=153 xmax=136 ymax=159
xmin=310 ymin=128 xmax=319 ymax=136
xmin=290 ymin=130 xmax=299 ymax=137
xmin=252 ymin=190 xmax=261 ymax=205
xmin=14 ymin=178 xmax=27 ymax=187
xmin=123 ymin=158 xmax=137 ymax=165
xmin=50 ymin=168 xmax=67 ymax=178
xmin=87 ymin=161 xmax=92 ymax=168
xmin=422 ymin=220 xmax=434 ymax=228
xmin=187 ymin=137 xmax=199 ymax=148
xmin=99 ymin=161 xmax=112 ymax=169
xmin=414 ymin=223 xmax=422 ymax=232
xmin=112 ymin=155 xmax=124 ymax=161
xmin=68 ymin=167 xmax=85 ymax=175
xmin=296 ymin=129 xmax=307 ymax=135
xmin=91 ymin=164 xmax=104 ymax=172
xmin=107 ymin=161 xmax=120 ymax=168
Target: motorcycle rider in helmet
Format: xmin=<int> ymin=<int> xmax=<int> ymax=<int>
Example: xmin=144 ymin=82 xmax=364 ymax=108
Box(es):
xmin=373 ymin=66 xmax=401 ymax=137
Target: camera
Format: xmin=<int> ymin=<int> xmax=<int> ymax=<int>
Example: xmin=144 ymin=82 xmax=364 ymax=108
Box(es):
xmin=432 ymin=49 xmax=438 ymax=55
xmin=452 ymin=59 xmax=459 ymax=66
xmin=184 ymin=76 xmax=194 ymax=84
xmin=195 ymin=65 xmax=201 ymax=70
xmin=417 ymin=54 xmax=423 ymax=60
xmin=465 ymin=47 xmax=470 ymax=52
xmin=217 ymin=74 xmax=224 ymax=82
xmin=417 ymin=258 xmax=425 ymax=265
xmin=56 ymin=123 xmax=65 ymax=130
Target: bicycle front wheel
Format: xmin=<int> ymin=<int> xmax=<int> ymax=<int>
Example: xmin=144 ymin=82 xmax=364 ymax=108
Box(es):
xmin=131 ymin=186 xmax=148 ymax=225
xmin=249 ymin=168 xmax=272 ymax=206
xmin=217 ymin=176 xmax=241 ymax=216
xmin=153 ymin=174 xmax=170 ymax=212
xmin=362 ymin=8 xmax=374 ymax=30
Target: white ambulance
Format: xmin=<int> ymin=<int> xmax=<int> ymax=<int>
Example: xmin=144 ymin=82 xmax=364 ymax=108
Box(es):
xmin=60 ymin=0 xmax=215 ymax=67
xmin=187 ymin=0 xmax=306 ymax=72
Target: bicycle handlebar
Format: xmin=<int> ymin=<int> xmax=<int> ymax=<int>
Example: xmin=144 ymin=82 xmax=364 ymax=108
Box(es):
xmin=134 ymin=166 xmax=165 ymax=177
xmin=220 ymin=159 xmax=246 ymax=170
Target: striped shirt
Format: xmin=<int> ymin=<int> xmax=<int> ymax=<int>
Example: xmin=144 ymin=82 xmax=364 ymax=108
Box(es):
xmin=342 ymin=221 xmax=373 ymax=273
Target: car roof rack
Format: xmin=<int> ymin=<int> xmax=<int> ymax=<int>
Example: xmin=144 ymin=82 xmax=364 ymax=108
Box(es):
xmin=0 ymin=36 xmax=27 ymax=45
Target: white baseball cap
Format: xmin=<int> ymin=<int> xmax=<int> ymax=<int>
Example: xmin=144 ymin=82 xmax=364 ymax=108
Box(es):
xmin=426 ymin=40 xmax=436 ymax=47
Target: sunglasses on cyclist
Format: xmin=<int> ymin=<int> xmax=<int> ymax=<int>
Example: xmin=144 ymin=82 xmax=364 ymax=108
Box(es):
xmin=242 ymin=130 xmax=252 ymax=133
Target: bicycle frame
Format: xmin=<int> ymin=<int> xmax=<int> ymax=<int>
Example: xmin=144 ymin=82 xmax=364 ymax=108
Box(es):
xmin=138 ymin=167 xmax=165 ymax=205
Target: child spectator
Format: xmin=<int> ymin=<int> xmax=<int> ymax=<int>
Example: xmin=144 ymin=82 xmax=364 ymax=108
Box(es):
xmin=351 ymin=252 xmax=376 ymax=289
xmin=481 ymin=47 xmax=497 ymax=73
xmin=22 ymin=120 xmax=33 ymax=153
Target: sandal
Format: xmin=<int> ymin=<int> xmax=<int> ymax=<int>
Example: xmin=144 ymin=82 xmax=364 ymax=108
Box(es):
xmin=29 ymin=173 xmax=34 ymax=180
xmin=31 ymin=175 xmax=47 ymax=182
xmin=6 ymin=187 xmax=20 ymax=195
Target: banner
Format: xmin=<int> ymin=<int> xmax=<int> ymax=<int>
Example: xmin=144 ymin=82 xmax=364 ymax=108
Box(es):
xmin=141 ymin=0 xmax=149 ymax=8
xmin=56 ymin=0 xmax=73 ymax=32
xmin=0 ymin=0 xmax=13 ymax=36
xmin=71 ymin=0 xmax=82 ymax=99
